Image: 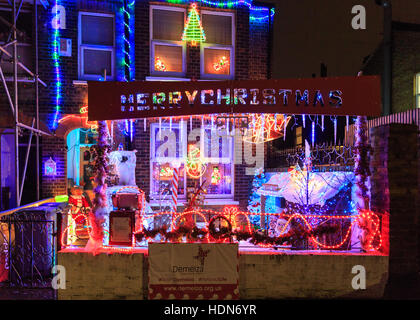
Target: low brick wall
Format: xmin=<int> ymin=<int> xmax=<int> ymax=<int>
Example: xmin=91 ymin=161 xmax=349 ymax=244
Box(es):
xmin=57 ymin=250 xmax=388 ymax=300
xmin=57 ymin=250 xmax=144 ymax=300
xmin=239 ymin=253 xmax=388 ymax=299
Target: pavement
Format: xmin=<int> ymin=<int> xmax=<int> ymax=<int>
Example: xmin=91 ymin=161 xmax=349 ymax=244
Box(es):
xmin=1 ymin=272 xmax=419 ymax=300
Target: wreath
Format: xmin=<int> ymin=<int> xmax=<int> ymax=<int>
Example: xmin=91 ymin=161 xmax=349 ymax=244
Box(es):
xmin=208 ymin=215 xmax=232 ymax=240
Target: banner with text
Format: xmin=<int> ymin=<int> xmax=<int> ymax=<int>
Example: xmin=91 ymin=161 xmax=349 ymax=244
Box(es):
xmin=88 ymin=76 xmax=381 ymax=121
xmin=148 ymin=243 xmax=239 ymax=300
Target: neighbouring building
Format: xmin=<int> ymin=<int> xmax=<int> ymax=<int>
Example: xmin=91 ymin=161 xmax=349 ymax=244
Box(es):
xmin=361 ymin=21 xmax=420 ymax=114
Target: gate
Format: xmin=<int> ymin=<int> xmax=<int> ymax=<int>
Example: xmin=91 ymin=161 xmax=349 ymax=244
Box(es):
xmin=0 ymin=209 xmax=58 ymax=288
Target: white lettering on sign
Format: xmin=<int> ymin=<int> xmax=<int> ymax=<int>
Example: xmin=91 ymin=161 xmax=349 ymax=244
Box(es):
xmin=52 ymin=5 xmax=66 ymax=30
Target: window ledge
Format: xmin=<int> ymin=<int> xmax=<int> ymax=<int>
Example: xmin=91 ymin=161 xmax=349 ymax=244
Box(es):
xmin=146 ymin=76 xmax=191 ymax=81
xmin=73 ymin=80 xmax=88 ymax=86
xmin=149 ymin=200 xmax=187 ymax=207
xmin=203 ymin=199 xmax=238 ymax=206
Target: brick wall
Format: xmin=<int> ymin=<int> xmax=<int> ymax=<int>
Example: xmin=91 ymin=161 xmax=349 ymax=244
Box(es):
xmin=41 ymin=135 xmax=67 ymax=197
xmin=38 ymin=0 xmax=121 ymax=198
xmin=370 ymin=124 xmax=419 ymax=275
xmin=7 ymin=0 xmax=269 ymax=205
xmin=391 ymin=28 xmax=420 ymax=113
xmin=57 ymin=250 xmax=388 ymax=299
xmin=57 ymin=250 xmax=144 ymax=300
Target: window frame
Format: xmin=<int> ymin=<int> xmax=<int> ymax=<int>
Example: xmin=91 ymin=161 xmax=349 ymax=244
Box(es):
xmin=149 ymin=121 xmax=188 ymax=202
xmin=150 ymin=5 xmax=187 ymax=78
xmin=200 ymin=10 xmax=235 ymax=80
xmin=198 ymin=125 xmax=235 ymax=200
xmin=78 ymin=11 xmax=115 ymax=81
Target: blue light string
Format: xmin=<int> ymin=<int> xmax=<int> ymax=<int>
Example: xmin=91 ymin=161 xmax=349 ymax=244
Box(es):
xmin=168 ymin=0 xmax=275 ymax=22
xmin=121 ymin=0 xmax=135 ymax=141
xmin=51 ymin=0 xmax=61 ymax=130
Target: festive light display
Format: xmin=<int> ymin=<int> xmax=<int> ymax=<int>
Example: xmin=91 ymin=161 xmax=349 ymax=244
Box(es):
xmin=160 ymin=167 xmax=174 ymax=178
xmin=58 ymin=105 xmax=98 ymax=133
xmin=60 ymin=194 xmax=382 ymax=251
xmin=49 ymin=1 xmax=273 ymax=129
xmin=243 ymin=114 xmax=290 ymax=143
xmin=247 ymin=168 xmax=267 ymax=228
xmin=51 ymin=0 xmax=62 ymax=130
xmin=186 ymin=144 xmax=207 ymax=178
xmin=131 ymin=207 xmax=382 ymax=250
xmin=116 ymin=1 xmax=136 ymax=142
xmin=44 ymin=157 xmax=57 ymax=176
xmin=213 ymin=56 xmax=229 ymax=72
xmin=166 ymin=0 xmax=275 ymax=23
xmin=182 ymin=3 xmax=206 ymax=45
xmin=155 ymin=56 xmax=167 ymax=71
xmin=171 ymin=166 xmax=180 ymax=213
xmin=61 ymin=213 xmax=91 ymax=247
xmin=119 ymin=0 xmax=135 ymax=82
xmin=210 ymin=166 xmax=222 ymax=185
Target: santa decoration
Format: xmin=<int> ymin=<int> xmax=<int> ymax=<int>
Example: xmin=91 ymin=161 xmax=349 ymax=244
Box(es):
xmin=69 ymin=186 xmax=90 ymax=216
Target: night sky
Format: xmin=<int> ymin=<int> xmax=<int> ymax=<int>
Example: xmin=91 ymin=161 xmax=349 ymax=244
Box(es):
xmin=266 ymin=0 xmax=420 ymax=149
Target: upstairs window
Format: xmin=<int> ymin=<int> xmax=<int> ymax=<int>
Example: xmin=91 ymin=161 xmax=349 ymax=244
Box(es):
xmin=200 ymin=11 xmax=234 ymax=79
xmin=78 ymin=12 xmax=115 ymax=80
xmin=416 ymin=73 xmax=420 ymax=108
xmin=150 ymin=6 xmax=186 ymax=77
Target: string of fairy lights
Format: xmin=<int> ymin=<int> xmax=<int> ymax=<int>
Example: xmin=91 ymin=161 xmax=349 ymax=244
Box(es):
xmin=61 ymin=206 xmax=382 ymax=251
xmin=51 ymin=0 xmax=61 ymax=131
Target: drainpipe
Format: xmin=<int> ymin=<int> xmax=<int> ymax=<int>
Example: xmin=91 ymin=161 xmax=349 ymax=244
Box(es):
xmin=376 ymin=0 xmax=392 ymax=116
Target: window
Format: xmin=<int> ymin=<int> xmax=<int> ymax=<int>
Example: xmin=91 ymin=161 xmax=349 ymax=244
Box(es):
xmin=150 ymin=6 xmax=186 ymax=77
xmin=150 ymin=122 xmax=187 ymax=201
xmin=195 ymin=127 xmax=234 ymax=198
xmin=200 ymin=11 xmax=234 ymax=79
xmin=78 ymin=12 xmax=115 ymax=80
xmin=416 ymin=73 xmax=420 ymax=108
xmin=0 ymin=9 xmax=33 ymax=75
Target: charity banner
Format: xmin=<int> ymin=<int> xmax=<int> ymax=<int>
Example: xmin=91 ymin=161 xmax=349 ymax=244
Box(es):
xmin=87 ymin=76 xmax=381 ymax=121
xmin=148 ymin=243 xmax=239 ymax=300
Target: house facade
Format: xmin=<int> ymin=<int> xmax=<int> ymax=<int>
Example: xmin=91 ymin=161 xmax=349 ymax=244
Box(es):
xmin=0 ymin=0 xmax=274 ymax=210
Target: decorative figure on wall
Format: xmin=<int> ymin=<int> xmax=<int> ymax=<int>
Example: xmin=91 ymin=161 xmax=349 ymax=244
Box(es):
xmin=69 ymin=186 xmax=90 ymax=215
xmin=186 ymin=144 xmax=206 ymax=178
xmin=107 ymin=150 xmax=137 ymax=186
xmin=210 ymin=166 xmax=222 ymax=185
xmin=213 ymin=56 xmax=229 ymax=72
xmin=155 ymin=56 xmax=167 ymax=71
xmin=44 ymin=157 xmax=57 ymax=176
xmin=68 ymin=186 xmax=91 ymax=242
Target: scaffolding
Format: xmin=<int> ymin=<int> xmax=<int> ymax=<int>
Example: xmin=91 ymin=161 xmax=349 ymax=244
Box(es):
xmin=0 ymin=0 xmax=51 ymax=208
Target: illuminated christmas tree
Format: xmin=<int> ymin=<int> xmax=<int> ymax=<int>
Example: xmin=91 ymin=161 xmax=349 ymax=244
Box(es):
xmin=247 ymin=168 xmax=267 ymax=229
xmin=182 ymin=3 xmax=206 ymax=46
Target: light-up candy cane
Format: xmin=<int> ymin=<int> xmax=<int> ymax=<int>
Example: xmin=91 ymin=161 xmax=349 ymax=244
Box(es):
xmin=171 ymin=161 xmax=180 ymax=215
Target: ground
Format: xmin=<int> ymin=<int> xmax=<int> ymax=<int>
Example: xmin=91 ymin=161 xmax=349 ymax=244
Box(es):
xmin=1 ymin=274 xmax=420 ymax=300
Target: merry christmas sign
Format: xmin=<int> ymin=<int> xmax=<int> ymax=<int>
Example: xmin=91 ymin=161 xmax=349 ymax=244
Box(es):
xmin=87 ymin=76 xmax=381 ymax=121
xmin=148 ymin=243 xmax=239 ymax=300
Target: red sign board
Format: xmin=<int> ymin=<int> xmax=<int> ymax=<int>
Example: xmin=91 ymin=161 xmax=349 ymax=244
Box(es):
xmin=87 ymin=76 xmax=381 ymax=121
